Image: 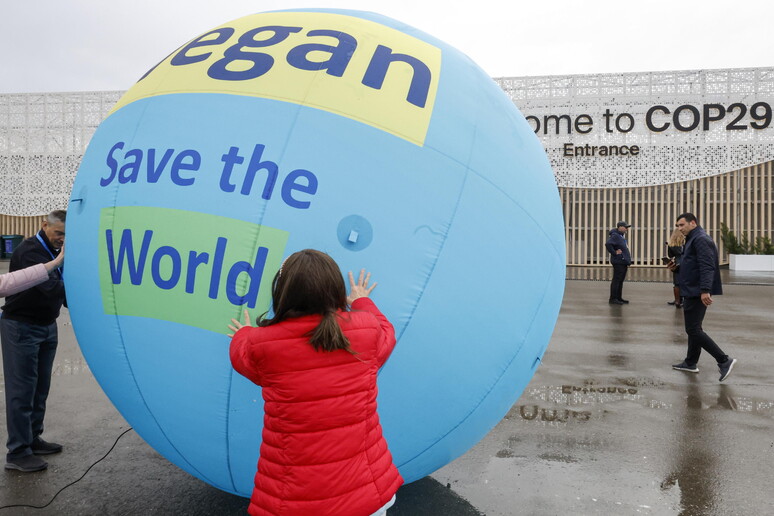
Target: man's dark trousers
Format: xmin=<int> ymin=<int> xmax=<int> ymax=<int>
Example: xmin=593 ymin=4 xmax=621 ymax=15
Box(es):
xmin=682 ymin=296 xmax=729 ymax=366
xmin=0 ymin=316 xmax=58 ymax=460
xmin=610 ymin=263 xmax=628 ymax=301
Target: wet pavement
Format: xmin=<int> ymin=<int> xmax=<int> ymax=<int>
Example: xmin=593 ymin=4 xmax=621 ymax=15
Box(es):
xmin=564 ymin=265 xmax=774 ymax=286
xmin=434 ymin=273 xmax=774 ymax=515
xmin=1 ymin=262 xmax=773 ymax=515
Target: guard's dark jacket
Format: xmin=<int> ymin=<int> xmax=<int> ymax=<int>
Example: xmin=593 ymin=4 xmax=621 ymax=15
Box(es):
xmin=1 ymin=230 xmax=65 ymax=325
xmin=605 ymin=229 xmax=632 ymax=265
xmin=677 ymin=225 xmax=722 ymax=298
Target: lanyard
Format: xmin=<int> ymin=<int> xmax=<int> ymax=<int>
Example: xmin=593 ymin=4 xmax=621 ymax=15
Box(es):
xmin=36 ymin=233 xmax=63 ymax=277
xmin=36 ymin=233 xmax=56 ymax=260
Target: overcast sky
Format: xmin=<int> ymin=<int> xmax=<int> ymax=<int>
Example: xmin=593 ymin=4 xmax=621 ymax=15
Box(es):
xmin=2 ymin=0 xmax=772 ymax=94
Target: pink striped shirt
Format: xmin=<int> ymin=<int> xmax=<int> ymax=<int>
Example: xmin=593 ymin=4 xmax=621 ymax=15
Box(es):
xmin=0 ymin=264 xmax=48 ymax=297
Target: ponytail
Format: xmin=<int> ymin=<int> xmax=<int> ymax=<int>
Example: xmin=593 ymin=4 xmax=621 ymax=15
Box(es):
xmin=308 ymin=311 xmax=353 ymax=353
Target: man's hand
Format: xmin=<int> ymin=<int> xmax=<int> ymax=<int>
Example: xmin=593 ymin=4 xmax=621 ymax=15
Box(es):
xmin=615 ymin=249 xmax=622 ymax=255
xmin=701 ymin=292 xmax=713 ymax=306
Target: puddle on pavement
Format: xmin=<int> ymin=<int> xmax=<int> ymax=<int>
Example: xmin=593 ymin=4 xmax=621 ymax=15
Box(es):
xmin=504 ymin=383 xmax=671 ymax=426
xmin=537 ymin=452 xmax=579 ymax=463
xmin=606 ymin=353 xmax=628 ymax=367
xmin=614 ymin=376 xmax=667 ymax=388
xmin=502 ymin=381 xmax=773 ymax=429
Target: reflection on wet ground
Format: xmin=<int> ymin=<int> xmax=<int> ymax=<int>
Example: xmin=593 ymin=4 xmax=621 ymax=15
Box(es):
xmin=508 ymin=382 xmax=773 ymax=428
xmin=434 ymin=278 xmax=774 ymax=515
xmin=607 ymin=352 xmax=629 ymax=368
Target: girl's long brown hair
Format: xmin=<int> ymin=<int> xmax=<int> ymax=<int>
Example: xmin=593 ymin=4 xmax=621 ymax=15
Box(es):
xmin=258 ymin=249 xmax=352 ymax=353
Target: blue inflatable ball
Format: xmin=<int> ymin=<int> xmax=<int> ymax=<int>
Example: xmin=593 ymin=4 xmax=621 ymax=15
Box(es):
xmin=66 ymin=9 xmax=565 ymax=496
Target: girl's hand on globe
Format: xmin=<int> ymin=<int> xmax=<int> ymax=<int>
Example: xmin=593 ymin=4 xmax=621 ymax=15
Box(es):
xmin=347 ymin=269 xmax=377 ymax=304
xmin=227 ymin=309 xmax=252 ymax=337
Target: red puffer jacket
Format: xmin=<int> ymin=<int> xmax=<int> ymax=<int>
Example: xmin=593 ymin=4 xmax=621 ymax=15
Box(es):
xmin=230 ymin=297 xmax=403 ymax=516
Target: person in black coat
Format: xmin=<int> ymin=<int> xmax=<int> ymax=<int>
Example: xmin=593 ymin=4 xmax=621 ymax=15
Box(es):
xmin=605 ymin=221 xmax=632 ymax=305
xmin=1 ymin=210 xmax=66 ymax=473
xmin=667 ymin=213 xmax=736 ymax=381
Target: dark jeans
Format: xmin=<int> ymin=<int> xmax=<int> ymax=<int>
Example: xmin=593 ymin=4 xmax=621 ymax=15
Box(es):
xmin=610 ymin=263 xmax=628 ymax=301
xmin=1 ymin=316 xmax=58 ymax=460
xmin=682 ymin=296 xmax=728 ymax=366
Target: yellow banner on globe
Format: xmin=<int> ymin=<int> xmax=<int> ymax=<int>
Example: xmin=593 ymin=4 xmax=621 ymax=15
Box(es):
xmin=110 ymin=11 xmax=441 ymax=146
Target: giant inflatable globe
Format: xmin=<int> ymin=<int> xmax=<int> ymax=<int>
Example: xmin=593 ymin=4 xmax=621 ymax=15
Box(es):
xmin=66 ymin=9 xmax=565 ymax=496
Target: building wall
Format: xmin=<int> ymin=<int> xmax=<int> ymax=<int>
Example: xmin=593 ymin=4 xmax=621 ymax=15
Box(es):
xmin=560 ymin=161 xmax=773 ymax=266
xmin=0 ymin=91 xmax=121 ymax=217
xmin=2 ymin=69 xmax=772 ymax=266
xmin=0 ymin=214 xmax=41 ymax=239
xmin=495 ymin=68 xmax=774 ymax=188
xmin=496 ymin=68 xmax=774 ymax=266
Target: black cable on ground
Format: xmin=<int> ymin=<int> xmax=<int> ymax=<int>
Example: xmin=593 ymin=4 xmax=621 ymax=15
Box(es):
xmin=0 ymin=427 xmax=133 ymax=511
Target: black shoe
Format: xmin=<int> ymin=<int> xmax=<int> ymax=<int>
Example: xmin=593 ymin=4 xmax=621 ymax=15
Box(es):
xmin=672 ymin=361 xmax=699 ymax=373
xmin=5 ymin=455 xmax=48 ymax=472
xmin=619 ymin=299 xmax=629 ymax=304
xmin=609 ymin=299 xmax=624 ymax=305
xmin=718 ymin=358 xmax=737 ymax=382
xmin=31 ymin=438 xmax=63 ymax=455
xmin=667 ymin=301 xmax=676 ymax=305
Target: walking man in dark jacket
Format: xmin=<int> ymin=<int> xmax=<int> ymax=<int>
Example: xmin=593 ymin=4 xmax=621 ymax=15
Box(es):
xmin=667 ymin=213 xmax=736 ymax=381
xmin=605 ymin=221 xmax=632 ymax=305
xmin=1 ymin=210 xmax=66 ymax=472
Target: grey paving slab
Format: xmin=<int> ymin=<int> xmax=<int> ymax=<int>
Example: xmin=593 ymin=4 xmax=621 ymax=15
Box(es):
xmin=1 ymin=262 xmax=773 ymax=515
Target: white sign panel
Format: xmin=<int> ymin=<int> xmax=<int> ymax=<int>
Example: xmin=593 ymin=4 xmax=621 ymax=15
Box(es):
xmin=498 ymin=68 xmax=774 ymax=188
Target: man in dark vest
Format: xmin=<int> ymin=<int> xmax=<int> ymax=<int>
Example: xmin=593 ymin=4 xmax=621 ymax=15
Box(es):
xmin=1 ymin=210 xmax=66 ymax=472
xmin=667 ymin=212 xmax=736 ymax=381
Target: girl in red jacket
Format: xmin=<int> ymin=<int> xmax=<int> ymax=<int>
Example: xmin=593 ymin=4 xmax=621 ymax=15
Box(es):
xmin=228 ymin=249 xmax=403 ymax=516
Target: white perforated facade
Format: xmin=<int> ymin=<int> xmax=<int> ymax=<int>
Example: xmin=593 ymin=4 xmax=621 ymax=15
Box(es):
xmin=0 ymin=91 xmax=121 ymax=216
xmin=2 ymin=69 xmax=772 ymax=267
xmin=496 ymin=67 xmax=774 ymax=188
xmin=3 ymin=68 xmax=773 ymax=215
